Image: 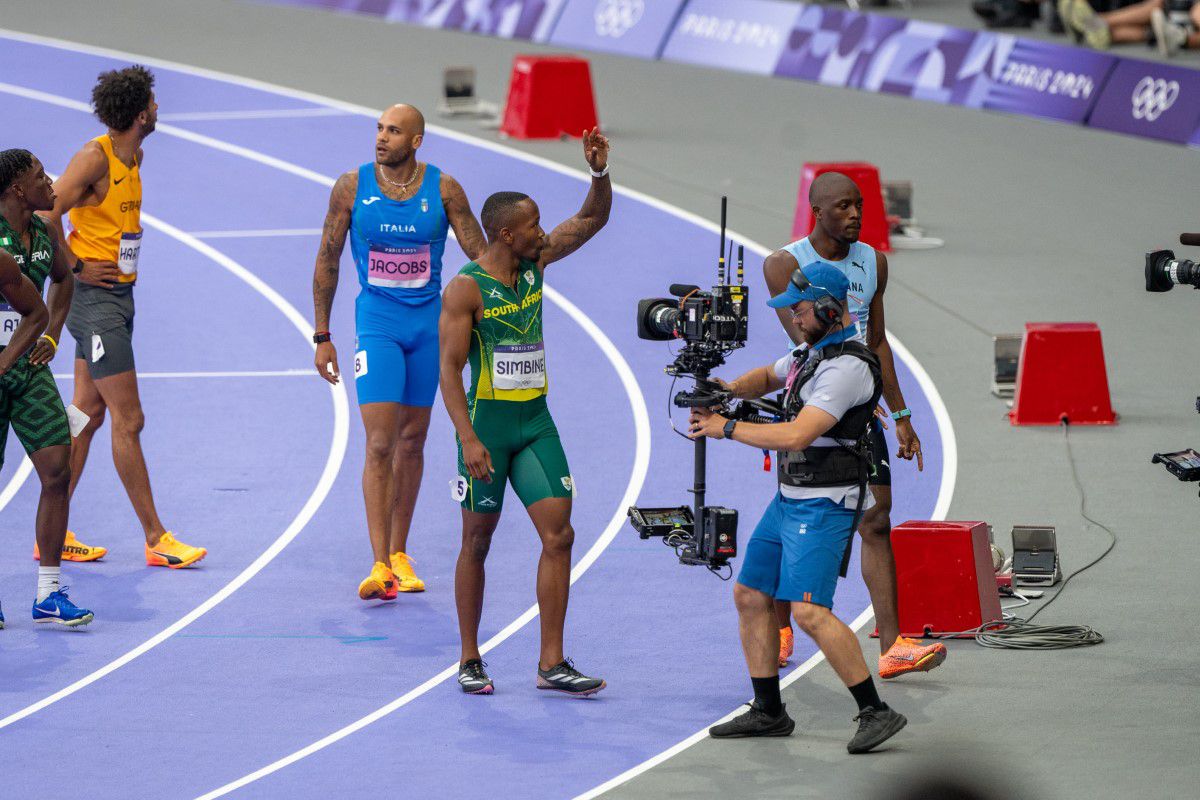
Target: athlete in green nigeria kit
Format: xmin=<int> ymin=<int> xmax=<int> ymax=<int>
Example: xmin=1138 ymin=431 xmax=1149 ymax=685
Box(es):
xmin=0 ymin=148 xmax=94 ymax=627
xmin=439 ymin=128 xmax=612 ymax=696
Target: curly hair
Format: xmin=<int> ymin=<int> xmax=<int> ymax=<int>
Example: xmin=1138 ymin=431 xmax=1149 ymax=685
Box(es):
xmin=92 ymin=65 xmax=155 ymax=132
xmin=0 ymin=149 xmax=34 ymax=195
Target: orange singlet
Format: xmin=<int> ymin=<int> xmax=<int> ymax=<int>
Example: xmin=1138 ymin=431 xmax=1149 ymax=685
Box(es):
xmin=67 ymin=134 xmax=142 ymax=285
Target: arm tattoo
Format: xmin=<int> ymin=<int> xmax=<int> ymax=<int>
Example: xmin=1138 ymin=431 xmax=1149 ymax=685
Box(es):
xmin=542 ymin=176 xmax=612 ymax=266
xmin=442 ymin=174 xmax=487 ymax=261
xmin=312 ymin=172 xmax=355 ymax=328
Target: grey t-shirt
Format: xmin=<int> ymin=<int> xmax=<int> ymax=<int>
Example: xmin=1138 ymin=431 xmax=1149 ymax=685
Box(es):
xmin=772 ymin=347 xmax=876 ymax=507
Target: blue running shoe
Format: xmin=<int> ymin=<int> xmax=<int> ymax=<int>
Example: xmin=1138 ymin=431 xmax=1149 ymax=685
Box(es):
xmin=32 ymin=588 xmax=93 ymax=628
xmin=0 ymin=599 xmax=6 ymax=629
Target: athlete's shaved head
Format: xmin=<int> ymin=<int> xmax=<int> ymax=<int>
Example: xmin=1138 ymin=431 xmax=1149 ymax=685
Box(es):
xmin=385 ymin=104 xmax=425 ymax=135
xmin=809 ymin=172 xmax=858 ymax=207
xmin=481 ymin=192 xmax=532 ymax=238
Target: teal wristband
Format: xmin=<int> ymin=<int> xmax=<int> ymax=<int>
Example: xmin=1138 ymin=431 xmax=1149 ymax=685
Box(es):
xmin=890 ymin=408 xmax=911 ymax=421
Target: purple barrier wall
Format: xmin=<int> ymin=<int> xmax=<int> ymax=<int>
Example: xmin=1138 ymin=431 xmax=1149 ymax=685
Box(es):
xmin=1088 ymin=58 xmax=1200 ymax=145
xmin=549 ymin=0 xmax=687 ymax=59
xmin=254 ymin=0 xmax=1200 ymax=147
xmin=659 ymin=0 xmax=800 ymax=74
xmin=264 ymin=0 xmax=567 ymax=41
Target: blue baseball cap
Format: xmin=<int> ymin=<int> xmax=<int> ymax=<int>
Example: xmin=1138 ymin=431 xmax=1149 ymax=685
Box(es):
xmin=766 ymin=262 xmax=849 ymax=308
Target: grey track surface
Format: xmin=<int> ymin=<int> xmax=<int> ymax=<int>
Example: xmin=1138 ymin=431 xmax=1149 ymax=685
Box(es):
xmin=1 ymin=2 xmax=1197 ymax=798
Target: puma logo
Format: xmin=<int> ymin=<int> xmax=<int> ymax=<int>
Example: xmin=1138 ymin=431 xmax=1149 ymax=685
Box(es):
xmin=851 ymin=261 xmax=865 ymax=273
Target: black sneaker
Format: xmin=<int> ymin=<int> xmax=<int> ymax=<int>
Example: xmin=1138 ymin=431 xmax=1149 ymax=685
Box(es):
xmin=847 ymin=705 xmax=907 ymax=754
xmin=536 ymin=658 xmax=606 ymax=697
xmin=458 ymin=659 xmax=494 ymax=695
xmin=709 ymin=702 xmax=795 ymax=739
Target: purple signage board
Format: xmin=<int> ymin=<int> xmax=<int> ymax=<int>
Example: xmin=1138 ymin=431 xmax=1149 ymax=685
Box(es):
xmin=550 ymin=0 xmax=686 ymax=59
xmin=1088 ymin=58 xmax=1200 ymax=144
xmin=661 ymin=0 xmax=801 ymax=75
xmin=260 ymin=0 xmax=567 ymax=41
xmin=974 ymin=36 xmax=1116 ymax=123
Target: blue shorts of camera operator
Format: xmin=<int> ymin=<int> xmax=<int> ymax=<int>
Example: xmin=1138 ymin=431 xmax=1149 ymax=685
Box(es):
xmin=738 ymin=492 xmax=858 ymax=608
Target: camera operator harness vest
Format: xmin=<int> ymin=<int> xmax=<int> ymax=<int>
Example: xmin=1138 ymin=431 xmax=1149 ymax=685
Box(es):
xmin=777 ymin=340 xmax=883 ymax=574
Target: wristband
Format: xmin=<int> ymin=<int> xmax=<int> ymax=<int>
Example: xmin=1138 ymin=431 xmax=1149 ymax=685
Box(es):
xmin=39 ymin=333 xmax=58 ymax=350
xmin=312 ymin=331 xmax=331 ymax=344
xmin=722 ymin=418 xmax=737 ymax=440
xmin=890 ymin=408 xmax=911 ymax=421
xmin=589 ymin=164 xmax=609 ymax=179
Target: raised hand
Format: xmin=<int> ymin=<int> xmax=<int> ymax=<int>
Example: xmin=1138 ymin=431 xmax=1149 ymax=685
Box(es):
xmin=582 ymin=127 xmax=610 ymax=173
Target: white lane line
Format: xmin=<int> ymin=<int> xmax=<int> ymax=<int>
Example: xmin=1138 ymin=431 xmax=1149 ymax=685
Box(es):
xmin=191 ymin=228 xmax=323 ymax=239
xmin=49 ymin=370 xmax=314 ymax=379
xmin=0 ymin=213 xmax=351 ymax=732
xmin=159 ymin=107 xmax=351 ymax=121
xmin=0 ymin=28 xmax=959 ymax=794
xmin=0 ymin=81 xmax=337 ymax=189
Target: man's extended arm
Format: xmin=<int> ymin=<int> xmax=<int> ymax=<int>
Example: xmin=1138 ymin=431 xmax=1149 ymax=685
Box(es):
xmin=27 ymin=225 xmax=76 ymax=366
xmin=441 ymin=172 xmax=486 ymax=261
xmin=763 ymin=249 xmax=803 ymax=345
xmin=0 ymin=251 xmax=49 ymax=375
xmin=539 ymin=128 xmax=611 ymax=268
xmin=722 ymin=364 xmax=786 ymax=399
xmin=691 ymin=404 xmax=837 ymax=452
xmin=311 ymin=171 xmax=356 ymax=385
xmin=867 ymin=252 xmax=922 ymax=469
xmin=438 ymin=276 xmax=492 ymax=482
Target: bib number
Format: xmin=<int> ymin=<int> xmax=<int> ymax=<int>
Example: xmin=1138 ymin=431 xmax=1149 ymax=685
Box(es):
xmin=0 ymin=303 xmax=19 ymax=347
xmin=492 ymin=342 xmax=545 ymax=391
xmin=367 ymin=243 xmax=431 ymax=289
xmin=118 ymin=231 xmax=142 ymax=275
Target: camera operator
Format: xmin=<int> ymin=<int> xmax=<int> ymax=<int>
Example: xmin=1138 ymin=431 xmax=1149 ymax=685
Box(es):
xmin=689 ymin=263 xmax=907 ymax=753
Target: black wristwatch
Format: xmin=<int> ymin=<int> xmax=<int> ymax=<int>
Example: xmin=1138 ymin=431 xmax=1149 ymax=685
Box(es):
xmin=72 ymin=259 xmax=84 ymax=275
xmin=722 ymin=419 xmax=737 ymax=440
xmin=312 ymin=331 xmax=331 ymax=344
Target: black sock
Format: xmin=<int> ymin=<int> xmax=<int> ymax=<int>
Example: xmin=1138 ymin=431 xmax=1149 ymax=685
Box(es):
xmin=848 ymin=676 xmax=887 ymax=712
xmin=751 ymin=675 xmax=782 ymax=717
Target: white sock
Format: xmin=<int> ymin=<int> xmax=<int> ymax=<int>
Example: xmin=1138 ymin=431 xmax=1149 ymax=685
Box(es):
xmin=37 ymin=566 xmax=61 ymax=603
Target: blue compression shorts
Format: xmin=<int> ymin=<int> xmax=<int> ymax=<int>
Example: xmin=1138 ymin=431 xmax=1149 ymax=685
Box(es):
xmin=353 ymin=293 xmax=440 ymax=407
xmin=737 ymin=492 xmax=857 ymax=608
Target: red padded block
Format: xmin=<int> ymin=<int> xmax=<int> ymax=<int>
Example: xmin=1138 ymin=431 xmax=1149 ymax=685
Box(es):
xmin=792 ymin=162 xmax=890 ymax=252
xmin=500 ymin=55 xmax=598 ymax=140
xmin=891 ymin=521 xmax=1001 ymax=638
xmin=1010 ymin=322 xmax=1116 ymax=426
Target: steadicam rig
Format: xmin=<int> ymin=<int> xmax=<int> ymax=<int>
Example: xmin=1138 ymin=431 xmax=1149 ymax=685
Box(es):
xmin=627 ymin=197 xmax=751 ymax=574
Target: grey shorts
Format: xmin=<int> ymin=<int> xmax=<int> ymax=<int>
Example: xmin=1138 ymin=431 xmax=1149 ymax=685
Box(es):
xmin=66 ymin=281 xmax=136 ymax=379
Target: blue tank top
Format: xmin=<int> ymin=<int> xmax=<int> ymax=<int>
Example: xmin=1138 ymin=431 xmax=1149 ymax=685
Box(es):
xmin=350 ymin=162 xmax=448 ymax=306
xmin=780 ymin=237 xmax=878 ymax=330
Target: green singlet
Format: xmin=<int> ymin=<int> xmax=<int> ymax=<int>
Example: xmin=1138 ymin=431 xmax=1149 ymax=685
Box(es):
xmin=453 ymin=260 xmax=573 ymax=514
xmin=0 ymin=214 xmax=71 ymax=469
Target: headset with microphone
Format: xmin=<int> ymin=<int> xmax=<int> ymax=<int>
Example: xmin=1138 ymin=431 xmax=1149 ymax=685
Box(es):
xmin=789 ymin=267 xmax=843 ymax=329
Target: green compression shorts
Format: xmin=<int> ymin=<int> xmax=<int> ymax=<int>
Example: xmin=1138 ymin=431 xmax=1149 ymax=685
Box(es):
xmin=454 ymin=396 xmax=573 ymax=514
xmin=0 ymin=352 xmax=71 ymax=470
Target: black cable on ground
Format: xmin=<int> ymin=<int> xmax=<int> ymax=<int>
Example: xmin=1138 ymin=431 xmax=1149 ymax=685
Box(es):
xmin=969 ymin=419 xmax=1115 ymax=650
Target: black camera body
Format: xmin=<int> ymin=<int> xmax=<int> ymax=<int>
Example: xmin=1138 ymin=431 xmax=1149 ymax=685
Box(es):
xmin=637 ymin=283 xmax=749 ymax=346
xmin=1146 ymin=235 xmax=1200 ymax=292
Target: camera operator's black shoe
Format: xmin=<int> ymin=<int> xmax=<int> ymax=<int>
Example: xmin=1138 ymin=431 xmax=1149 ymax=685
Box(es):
xmin=458 ymin=658 xmax=494 ymax=695
xmin=709 ymin=702 xmax=795 ymax=738
xmin=847 ymin=705 xmax=907 ymax=753
xmin=536 ymin=658 xmax=606 ymax=697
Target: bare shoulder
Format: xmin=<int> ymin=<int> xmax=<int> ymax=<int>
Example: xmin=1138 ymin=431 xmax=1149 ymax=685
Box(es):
xmin=330 ymin=170 xmax=358 ymax=207
xmin=73 ymin=141 xmax=110 ymax=178
xmin=442 ymin=273 xmax=482 ymax=310
xmin=764 ymin=249 xmax=799 ymax=271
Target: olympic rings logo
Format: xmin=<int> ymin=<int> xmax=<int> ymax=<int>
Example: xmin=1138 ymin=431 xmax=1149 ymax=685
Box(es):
xmin=594 ymin=0 xmax=644 ymax=38
xmin=1130 ymin=77 xmax=1180 ymax=122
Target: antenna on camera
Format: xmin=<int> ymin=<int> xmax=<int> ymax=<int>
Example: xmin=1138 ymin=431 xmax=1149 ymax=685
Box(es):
xmin=737 ymin=244 xmax=744 ymax=285
xmin=718 ymin=196 xmax=727 ymax=285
